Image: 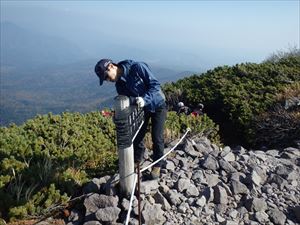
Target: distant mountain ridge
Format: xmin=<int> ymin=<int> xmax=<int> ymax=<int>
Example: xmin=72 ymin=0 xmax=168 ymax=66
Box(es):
xmin=0 ymin=21 xmax=86 ymax=69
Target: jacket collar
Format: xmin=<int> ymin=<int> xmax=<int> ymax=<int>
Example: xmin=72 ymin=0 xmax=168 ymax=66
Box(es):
xmin=119 ymin=64 xmax=128 ymax=82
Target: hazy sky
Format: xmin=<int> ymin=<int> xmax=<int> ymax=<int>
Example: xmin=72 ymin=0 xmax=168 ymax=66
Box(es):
xmin=1 ymin=0 xmax=299 ymax=70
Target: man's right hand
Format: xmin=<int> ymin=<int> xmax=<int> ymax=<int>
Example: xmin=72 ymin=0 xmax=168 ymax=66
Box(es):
xmin=136 ymin=97 xmax=145 ymax=108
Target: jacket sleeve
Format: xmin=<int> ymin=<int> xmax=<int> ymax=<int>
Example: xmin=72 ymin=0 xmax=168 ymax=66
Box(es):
xmin=135 ymin=63 xmax=162 ymax=109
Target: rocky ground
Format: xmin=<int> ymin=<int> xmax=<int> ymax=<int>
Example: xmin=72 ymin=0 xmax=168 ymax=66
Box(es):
xmin=64 ymin=136 xmax=300 ymax=225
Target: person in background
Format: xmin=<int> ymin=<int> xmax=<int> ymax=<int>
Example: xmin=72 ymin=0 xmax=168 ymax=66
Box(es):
xmin=94 ymin=59 xmax=166 ymax=179
xmin=191 ymin=103 xmax=204 ymax=117
xmin=177 ymin=102 xmax=191 ymax=115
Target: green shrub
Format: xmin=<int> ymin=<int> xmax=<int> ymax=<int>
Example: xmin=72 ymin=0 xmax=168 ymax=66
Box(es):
xmin=0 ymin=111 xmax=116 ymax=221
xmin=8 ymin=184 xmax=69 ymax=221
xmin=163 ymin=53 xmax=300 ymax=147
xmin=251 ymin=82 xmax=300 ymax=147
xmin=144 ymin=111 xmax=220 ymax=149
xmin=165 ymin=112 xmax=220 ymax=144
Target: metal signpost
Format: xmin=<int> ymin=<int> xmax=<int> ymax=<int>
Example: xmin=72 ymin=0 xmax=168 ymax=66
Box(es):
xmin=114 ymin=95 xmax=144 ymax=196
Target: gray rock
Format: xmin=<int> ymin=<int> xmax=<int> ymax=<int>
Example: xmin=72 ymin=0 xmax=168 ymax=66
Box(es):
xmin=220 ymin=182 xmax=233 ymax=196
xmin=215 ymin=213 xmax=225 ymax=223
xmin=186 ymin=184 xmax=199 ymax=197
xmin=210 ymin=149 xmax=221 ymax=158
xmin=192 ymin=169 xmax=205 ymax=181
xmin=268 ymin=208 xmax=286 ymax=225
xmin=178 ymin=157 xmax=189 ymax=168
xmin=165 ymin=160 xmax=176 ymax=170
xmin=219 ymin=159 xmax=237 ymax=173
xmin=206 ymin=174 xmax=220 ymax=187
xmin=231 ymin=161 xmax=242 ymax=171
xmin=140 ymin=180 xmax=159 ymax=194
xmin=185 ymin=140 xmax=201 ymax=157
xmin=275 ymin=164 xmax=297 ymax=180
xmin=84 ymin=194 xmax=119 ymax=215
xmin=194 ymin=136 xmax=212 ymax=146
xmin=266 ymin=149 xmax=280 ymax=157
xmin=146 ymin=195 xmax=156 ymax=204
xmin=169 ymin=158 xmax=180 ymax=167
xmin=231 ymin=172 xmax=246 ymax=182
xmin=83 ymin=177 xmax=108 ymax=194
xmin=201 ymin=154 xmax=219 ymax=170
xmin=187 ymin=197 xmax=195 ymax=205
xmin=254 ymin=211 xmax=269 ymax=224
xmin=213 ymin=185 xmax=228 ymax=205
xmin=194 ymin=143 xmax=213 ymax=155
xmin=240 ymin=154 xmax=250 ymax=163
xmin=153 ymin=191 xmax=171 ymax=210
xmin=196 ymin=195 xmax=207 ymax=207
xmin=203 ymin=204 xmax=214 ymax=215
xmin=247 ymin=170 xmax=262 ymax=186
xmin=121 ymin=198 xmax=130 ymax=211
xmin=166 ymin=189 xmax=182 ymax=206
xmin=159 ymin=182 xmax=169 ymax=193
xmin=245 ymin=197 xmax=267 ymax=212
xmin=223 ymin=152 xmax=236 ymax=162
xmin=284 ymin=147 xmax=300 ymax=156
xmin=220 ymin=146 xmax=231 ymax=157
xmin=95 ymin=206 xmax=121 ymax=222
xmin=229 ymin=209 xmax=239 ymax=219
xmin=230 ymin=180 xmax=249 ymax=195
xmin=269 ymin=174 xmax=288 ymax=190
xmin=237 ymin=206 xmax=249 ymax=218
xmin=253 ymin=151 xmax=268 ymax=162
xmin=178 ymin=202 xmax=189 ymax=213
xmin=176 ymin=178 xmax=191 ymax=192
xmin=142 ymin=203 xmax=166 ymax=225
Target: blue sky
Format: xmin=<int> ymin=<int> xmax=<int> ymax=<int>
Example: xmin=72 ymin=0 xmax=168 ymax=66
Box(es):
xmin=1 ymin=0 xmax=299 ymax=70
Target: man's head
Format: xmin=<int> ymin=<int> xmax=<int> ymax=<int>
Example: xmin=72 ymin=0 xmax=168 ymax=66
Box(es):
xmin=94 ymin=59 xmax=113 ymax=86
xmin=95 ymin=59 xmax=118 ymax=86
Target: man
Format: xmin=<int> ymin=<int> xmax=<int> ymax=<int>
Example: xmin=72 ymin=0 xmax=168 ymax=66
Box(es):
xmin=94 ymin=59 xmax=166 ymax=179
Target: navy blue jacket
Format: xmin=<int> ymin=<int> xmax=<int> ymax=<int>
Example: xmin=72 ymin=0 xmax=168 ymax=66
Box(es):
xmin=116 ymin=60 xmax=165 ymax=112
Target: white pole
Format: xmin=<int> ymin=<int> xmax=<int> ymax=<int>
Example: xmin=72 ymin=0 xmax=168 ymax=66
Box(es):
xmin=114 ymin=95 xmax=135 ymax=196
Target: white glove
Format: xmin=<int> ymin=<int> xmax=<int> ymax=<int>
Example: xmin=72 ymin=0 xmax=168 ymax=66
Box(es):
xmin=136 ymin=97 xmax=145 ymax=108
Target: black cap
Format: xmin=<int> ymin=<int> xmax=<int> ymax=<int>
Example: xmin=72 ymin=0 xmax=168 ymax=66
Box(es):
xmin=94 ymin=59 xmax=113 ymax=86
